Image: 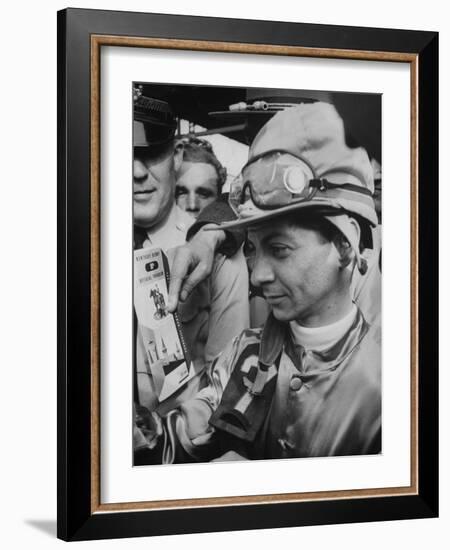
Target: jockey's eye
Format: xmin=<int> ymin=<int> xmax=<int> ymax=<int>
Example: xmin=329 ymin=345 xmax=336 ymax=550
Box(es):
xmin=269 ymin=244 xmax=290 ymax=259
xmin=243 ymin=239 xmax=256 ymax=259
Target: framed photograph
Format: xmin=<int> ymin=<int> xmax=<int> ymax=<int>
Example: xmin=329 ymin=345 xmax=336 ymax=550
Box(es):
xmin=57 ymin=8 xmax=438 ymax=541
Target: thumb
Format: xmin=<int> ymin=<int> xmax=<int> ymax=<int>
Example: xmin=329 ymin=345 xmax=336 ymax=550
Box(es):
xmin=167 ymin=247 xmax=192 ymax=312
xmin=177 ymin=262 xmax=209 ymax=302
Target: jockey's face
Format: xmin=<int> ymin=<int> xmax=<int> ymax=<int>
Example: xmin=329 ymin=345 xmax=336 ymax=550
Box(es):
xmin=247 ymin=218 xmax=351 ymax=327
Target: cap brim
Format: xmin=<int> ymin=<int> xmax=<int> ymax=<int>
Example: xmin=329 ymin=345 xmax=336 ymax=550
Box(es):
xmin=206 ymin=198 xmax=346 ymax=231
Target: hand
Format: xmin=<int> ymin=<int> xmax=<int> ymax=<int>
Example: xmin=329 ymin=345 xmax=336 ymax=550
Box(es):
xmin=166 ymin=225 xmax=226 ymax=312
xmin=134 ymin=404 xmax=162 ymax=450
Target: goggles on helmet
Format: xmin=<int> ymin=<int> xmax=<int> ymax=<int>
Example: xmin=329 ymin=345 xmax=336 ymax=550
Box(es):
xmin=229 ymin=149 xmax=373 ymax=218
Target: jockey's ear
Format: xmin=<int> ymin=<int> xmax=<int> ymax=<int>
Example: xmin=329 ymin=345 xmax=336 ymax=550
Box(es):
xmin=333 ymin=217 xmax=361 ymax=270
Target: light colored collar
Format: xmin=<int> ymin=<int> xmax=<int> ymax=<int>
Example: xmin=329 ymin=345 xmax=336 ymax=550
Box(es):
xmin=143 ymin=204 xmax=193 ymax=250
xmin=289 ymin=304 xmax=358 ymax=352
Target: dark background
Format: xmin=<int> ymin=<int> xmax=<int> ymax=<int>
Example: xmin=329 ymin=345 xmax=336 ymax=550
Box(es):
xmin=138 ymin=83 xmax=382 ymax=162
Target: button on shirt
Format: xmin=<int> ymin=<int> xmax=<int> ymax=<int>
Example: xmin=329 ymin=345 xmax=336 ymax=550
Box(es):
xmin=289 ymin=376 xmax=303 ymax=391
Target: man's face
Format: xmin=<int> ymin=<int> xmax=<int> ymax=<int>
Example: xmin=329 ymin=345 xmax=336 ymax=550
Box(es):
xmin=247 ymin=219 xmax=345 ymax=326
xmin=133 ymin=145 xmax=179 ymax=229
xmin=175 ymin=162 xmax=219 ymax=218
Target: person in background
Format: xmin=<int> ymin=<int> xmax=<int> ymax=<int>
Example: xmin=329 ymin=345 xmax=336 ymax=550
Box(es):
xmin=133 ymin=90 xmax=249 ymax=462
xmin=175 ymin=137 xmax=227 ymax=219
xmin=176 ymin=136 xmax=270 ymax=326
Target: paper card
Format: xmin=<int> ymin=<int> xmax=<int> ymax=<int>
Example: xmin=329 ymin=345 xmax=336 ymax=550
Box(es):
xmin=134 ymin=248 xmax=193 ymax=401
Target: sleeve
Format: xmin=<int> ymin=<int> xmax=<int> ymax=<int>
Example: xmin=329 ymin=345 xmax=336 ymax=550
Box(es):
xmin=185 ymin=194 xmax=246 ymax=257
xmin=136 ymin=334 xmax=244 ymax=464
xmin=203 ymin=249 xmax=250 ymax=365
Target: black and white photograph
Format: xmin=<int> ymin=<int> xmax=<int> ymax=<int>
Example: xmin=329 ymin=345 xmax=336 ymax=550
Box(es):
xmin=132 ymin=83 xmax=382 ymax=466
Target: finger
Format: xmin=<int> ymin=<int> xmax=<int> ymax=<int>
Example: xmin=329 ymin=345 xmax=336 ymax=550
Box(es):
xmin=179 ymin=263 xmax=209 ymax=301
xmin=167 ymin=251 xmax=192 ymax=312
xmin=167 ymin=273 xmax=184 ymax=312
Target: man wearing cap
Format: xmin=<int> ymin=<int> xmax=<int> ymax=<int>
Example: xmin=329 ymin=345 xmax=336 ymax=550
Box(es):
xmin=167 ymin=96 xmax=381 ymax=327
xmin=133 ymin=90 xmax=249 ymax=429
xmin=138 ymin=102 xmax=381 ymax=462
